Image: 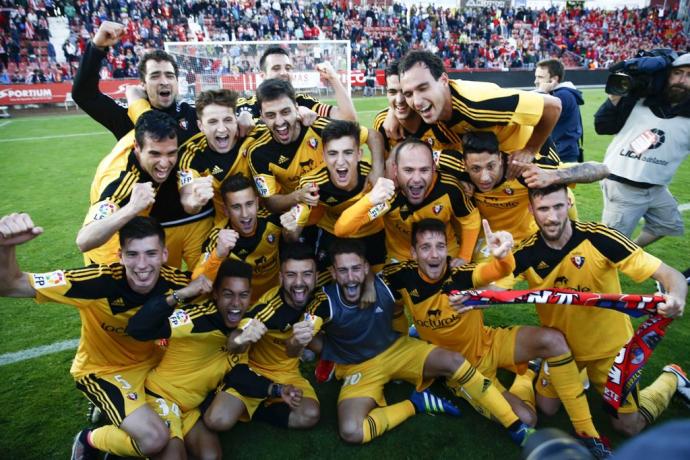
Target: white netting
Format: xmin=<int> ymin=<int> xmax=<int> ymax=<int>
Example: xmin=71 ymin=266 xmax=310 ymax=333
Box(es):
xmin=164 ymin=40 xmax=351 ymax=102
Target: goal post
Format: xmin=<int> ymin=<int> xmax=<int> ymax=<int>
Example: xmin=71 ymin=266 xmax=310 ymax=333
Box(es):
xmin=163 ymin=40 xmax=352 ymax=102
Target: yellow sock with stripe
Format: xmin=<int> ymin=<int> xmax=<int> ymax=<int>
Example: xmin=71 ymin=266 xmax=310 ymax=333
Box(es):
xmin=509 ymin=370 xmax=536 ymax=413
xmin=638 ymin=372 xmax=677 ymax=424
xmin=546 ymin=353 xmax=598 ymax=438
xmin=361 ymin=401 xmax=416 ymax=444
xmin=450 ymin=359 xmax=518 ymax=428
xmin=89 ymin=425 xmax=143 ymax=457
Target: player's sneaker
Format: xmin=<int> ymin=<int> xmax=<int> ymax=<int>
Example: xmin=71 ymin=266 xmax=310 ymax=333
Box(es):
xmin=507 ymin=421 xmax=536 ymax=447
xmin=315 ymin=359 xmax=335 ymax=383
xmin=410 ymin=389 xmax=461 ymax=417
xmin=71 ymin=429 xmax=97 ymax=460
xmin=663 ymin=363 xmax=690 ymax=408
xmin=577 ymin=434 xmax=613 ymax=459
xmin=86 ymin=402 xmax=103 ymax=426
xmin=408 ymin=324 xmax=420 ymax=338
xmin=683 ymin=268 xmax=690 ymax=285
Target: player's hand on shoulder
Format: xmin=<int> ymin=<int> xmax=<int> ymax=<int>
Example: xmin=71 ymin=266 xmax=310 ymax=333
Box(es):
xmin=459 ymin=180 xmax=475 ymax=197
xmin=367 ymin=177 xmax=395 ymax=205
xmin=449 ymin=258 xmax=467 ymax=268
xmin=215 ymin=229 xmax=239 ymax=258
xmin=382 ymin=108 xmax=405 ymax=141
xmin=125 ymin=84 xmax=147 ymax=105
xmin=280 ymin=208 xmax=300 ymax=233
xmin=93 ymin=21 xmax=125 ymax=48
xmin=0 ymin=213 xmax=44 ymax=246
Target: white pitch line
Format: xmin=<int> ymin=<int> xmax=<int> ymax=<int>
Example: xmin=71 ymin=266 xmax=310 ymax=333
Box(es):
xmin=0 ymin=131 xmax=109 ymax=143
xmin=0 ymin=121 xmax=11 ymax=128
xmin=0 ymin=339 xmax=78 ymax=366
xmin=680 ymin=203 xmax=690 ymax=212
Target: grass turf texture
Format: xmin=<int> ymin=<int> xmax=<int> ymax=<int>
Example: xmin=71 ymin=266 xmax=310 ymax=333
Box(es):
xmin=0 ymin=90 xmax=688 ymax=459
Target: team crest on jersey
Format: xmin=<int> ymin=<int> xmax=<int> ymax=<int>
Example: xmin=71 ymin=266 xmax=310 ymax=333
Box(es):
xmin=571 ymin=256 xmax=585 ymax=269
xmin=254 ymin=176 xmax=270 ymax=197
xmin=432 ymin=150 xmax=441 ymax=165
xmin=504 ymin=187 xmax=514 ymax=195
xmin=433 ymin=204 xmax=443 ymax=215
xmin=309 ymin=138 xmax=318 ymax=149
xmin=93 ymin=202 xmax=117 ymax=221
xmin=178 ymin=119 xmax=188 ymax=130
xmin=178 ymin=170 xmax=193 ymax=186
xmin=267 ymin=233 xmax=276 ymax=244
xmin=32 ymin=270 xmax=66 ymax=289
xmin=426 ymin=138 xmax=434 ymax=147
xmin=169 ymin=309 xmax=192 ymax=328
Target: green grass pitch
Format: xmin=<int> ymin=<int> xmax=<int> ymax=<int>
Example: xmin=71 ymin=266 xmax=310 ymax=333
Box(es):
xmin=0 ymin=90 xmax=688 ymax=459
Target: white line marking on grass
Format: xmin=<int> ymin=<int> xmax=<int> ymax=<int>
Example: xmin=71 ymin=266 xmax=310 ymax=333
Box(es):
xmin=680 ymin=203 xmax=690 ymax=212
xmin=0 ymin=339 xmax=78 ymax=366
xmin=0 ymin=131 xmax=109 ymax=143
xmin=0 ymin=121 xmax=11 ymax=128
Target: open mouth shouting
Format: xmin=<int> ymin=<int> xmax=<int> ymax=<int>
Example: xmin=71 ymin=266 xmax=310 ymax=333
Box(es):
xmin=290 ymin=285 xmax=309 ymax=306
xmin=238 ymin=216 xmax=255 ymax=235
xmin=274 ymin=124 xmax=292 ymax=143
xmin=225 ymin=307 xmax=243 ymax=327
xmin=342 ymin=282 xmax=361 ymax=303
xmin=334 ymin=166 xmax=350 ymax=185
xmin=406 ymin=183 xmax=426 ymax=202
xmin=158 ymin=87 xmax=173 ymax=106
xmin=214 ymin=133 xmax=231 ymax=152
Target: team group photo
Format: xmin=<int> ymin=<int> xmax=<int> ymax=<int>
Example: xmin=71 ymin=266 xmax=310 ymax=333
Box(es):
xmin=0 ymin=0 xmax=689 ymax=458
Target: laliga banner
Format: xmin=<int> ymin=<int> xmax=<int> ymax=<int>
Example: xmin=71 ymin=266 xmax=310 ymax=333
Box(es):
xmin=0 ymin=79 xmax=139 ymax=105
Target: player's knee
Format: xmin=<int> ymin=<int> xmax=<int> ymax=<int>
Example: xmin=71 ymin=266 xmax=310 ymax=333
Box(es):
xmin=136 ymin=424 xmax=169 ymax=456
xmin=339 ymin=419 xmax=363 ymax=444
xmin=539 ymin=328 xmax=569 ymax=356
xmin=294 ymin=404 xmax=320 ymax=428
xmin=203 ymin=408 xmax=235 ymax=432
xmin=536 ymin=396 xmax=560 ymax=417
xmin=197 ymin=446 xmax=222 ymax=460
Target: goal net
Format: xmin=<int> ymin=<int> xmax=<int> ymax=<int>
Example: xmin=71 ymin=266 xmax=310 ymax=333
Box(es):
xmin=164 ymin=40 xmax=351 ymax=102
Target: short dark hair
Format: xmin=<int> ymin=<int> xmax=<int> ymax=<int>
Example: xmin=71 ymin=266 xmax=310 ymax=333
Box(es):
xmin=280 ymin=242 xmax=316 ymax=266
xmin=322 ymin=120 xmax=360 ymax=148
xmin=214 ymin=259 xmax=253 ymax=291
xmin=399 ymin=50 xmax=445 ymax=80
xmin=220 ymin=173 xmax=255 ymax=198
xmin=411 ymin=218 xmax=447 ymax=247
xmin=537 ymin=59 xmax=565 ymax=83
xmin=393 ymin=136 xmax=433 ymax=164
xmin=196 ymin=89 xmax=239 ymax=118
xmin=527 ymin=183 xmax=568 ymax=201
xmin=137 ymin=49 xmax=179 ymax=82
xmin=462 ymin=131 xmax=500 ymax=156
xmin=257 ymin=78 xmax=296 ymax=109
xmin=329 ymin=238 xmax=367 ymax=265
xmin=119 ymin=216 xmax=165 ymax=248
xmin=134 ymin=110 xmax=178 ymax=148
xmin=260 ymin=46 xmax=290 ymax=72
xmin=385 ymin=60 xmax=400 ymax=79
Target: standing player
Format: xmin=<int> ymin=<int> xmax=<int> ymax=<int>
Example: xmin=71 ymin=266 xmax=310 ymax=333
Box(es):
xmin=513 ymin=184 xmax=688 ymax=438
xmin=398 ymin=50 xmax=561 ymax=179
xmin=193 ymin=174 xmax=299 ymax=302
xmin=336 ymin=138 xmax=480 ymax=264
xmin=177 ymin=89 xmax=252 ymax=225
xmin=247 ymin=79 xmax=384 ymax=213
xmin=237 ymin=46 xmax=356 ymax=122
xmin=0 ymin=214 xmax=191 ymax=459
xmin=204 ymin=243 xmax=322 ymax=430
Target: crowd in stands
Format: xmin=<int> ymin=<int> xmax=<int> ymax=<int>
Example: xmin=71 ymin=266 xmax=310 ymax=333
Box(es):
xmin=0 ymin=0 xmax=688 ymax=84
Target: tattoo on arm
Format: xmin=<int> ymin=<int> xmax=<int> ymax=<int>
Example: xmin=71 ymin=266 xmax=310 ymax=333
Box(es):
xmin=554 ymin=162 xmax=609 ymax=184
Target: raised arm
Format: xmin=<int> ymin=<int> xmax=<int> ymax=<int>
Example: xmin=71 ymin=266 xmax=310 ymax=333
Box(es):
xmin=0 ymin=213 xmax=43 ymax=298
xmin=316 ymin=61 xmax=357 ymax=121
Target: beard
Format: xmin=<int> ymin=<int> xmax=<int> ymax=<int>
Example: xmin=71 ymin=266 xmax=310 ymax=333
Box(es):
xmin=664 ymin=84 xmax=690 ymax=104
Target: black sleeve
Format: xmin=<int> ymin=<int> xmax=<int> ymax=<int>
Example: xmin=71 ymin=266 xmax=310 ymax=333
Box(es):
xmin=593 ymin=96 xmax=638 ymax=135
xmin=125 ymin=295 xmax=173 ymax=341
xmin=71 ymin=42 xmax=133 ymax=140
xmin=221 ymin=363 xmax=272 ymax=398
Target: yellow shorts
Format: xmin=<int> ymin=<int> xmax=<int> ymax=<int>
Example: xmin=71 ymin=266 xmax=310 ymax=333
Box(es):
xmin=75 ymin=362 xmax=151 ymax=426
xmin=446 ymin=326 xmax=526 ymax=395
xmin=335 ymin=336 xmax=436 ymax=406
xmin=146 ymin=394 xmax=202 ymax=439
xmin=221 ymin=366 xmax=319 ymax=421
xmin=536 ymin=355 xmax=639 ymax=414
xmin=164 ymin=216 xmax=213 ymax=269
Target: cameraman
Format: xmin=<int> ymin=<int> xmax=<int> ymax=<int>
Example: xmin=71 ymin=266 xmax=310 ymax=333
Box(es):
xmin=596 ymin=53 xmax=690 ymax=247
